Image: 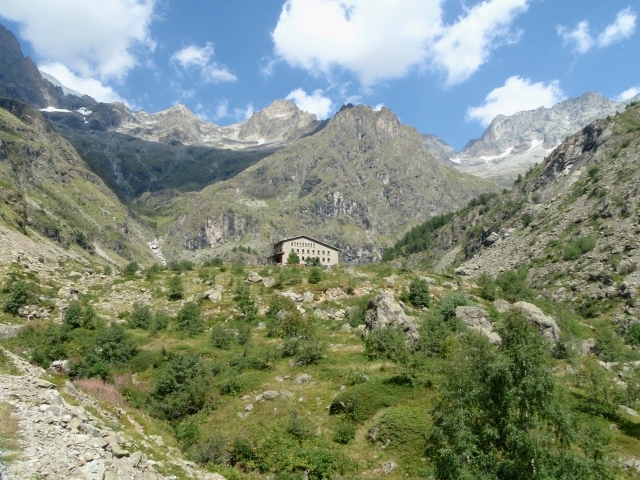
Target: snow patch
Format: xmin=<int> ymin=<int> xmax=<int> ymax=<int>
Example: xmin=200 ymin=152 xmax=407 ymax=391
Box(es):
xmin=449 ymin=157 xmax=461 ymax=164
xmin=40 ymin=106 xmax=71 ymax=113
xmin=274 ymin=114 xmax=286 ymax=118
xmin=77 ymin=108 xmax=92 ymax=116
xmin=257 ymin=138 xmax=265 ymax=145
xmin=527 ymin=139 xmax=544 ymax=151
xmin=479 ymin=147 xmax=514 ymax=163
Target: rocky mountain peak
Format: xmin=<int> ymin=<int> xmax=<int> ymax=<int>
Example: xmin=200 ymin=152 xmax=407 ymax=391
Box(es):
xmin=327 ymin=104 xmax=401 ymax=143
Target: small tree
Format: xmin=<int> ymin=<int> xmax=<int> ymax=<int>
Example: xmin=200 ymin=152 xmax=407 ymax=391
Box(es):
xmin=308 ymin=267 xmax=322 ymax=284
xmin=287 ymin=250 xmax=300 ymax=265
xmin=234 ymin=283 xmax=257 ymax=323
xmin=130 ymin=303 xmax=152 ymax=330
xmin=63 ymin=302 xmax=84 ymax=330
xmin=168 ymin=275 xmax=184 ymax=300
xmin=408 ymin=278 xmax=430 ymax=308
xmin=123 ymin=261 xmax=139 ymax=277
xmin=176 ymin=303 xmax=204 ymax=336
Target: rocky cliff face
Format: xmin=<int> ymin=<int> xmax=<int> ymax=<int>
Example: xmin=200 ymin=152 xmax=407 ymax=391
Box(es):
xmin=0 ymin=25 xmax=95 ymax=111
xmin=157 ymin=105 xmax=497 ymax=262
xmin=0 ymin=98 xmax=155 ymax=264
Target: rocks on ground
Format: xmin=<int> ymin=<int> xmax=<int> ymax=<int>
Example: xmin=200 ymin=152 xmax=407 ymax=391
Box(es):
xmin=454 ymin=306 xmax=501 ymax=344
xmin=364 ymin=293 xmax=419 ymax=342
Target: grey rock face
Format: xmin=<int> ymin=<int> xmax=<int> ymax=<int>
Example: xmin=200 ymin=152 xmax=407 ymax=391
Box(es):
xmin=364 ymin=293 xmax=419 ymax=342
xmin=513 ymin=302 xmax=561 ymax=343
xmin=455 ymin=306 xmax=501 ymax=344
xmin=421 ymin=133 xmax=456 ymax=165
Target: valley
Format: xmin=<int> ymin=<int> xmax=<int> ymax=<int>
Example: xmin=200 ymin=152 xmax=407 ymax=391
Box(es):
xmin=0 ymin=18 xmax=640 ymax=480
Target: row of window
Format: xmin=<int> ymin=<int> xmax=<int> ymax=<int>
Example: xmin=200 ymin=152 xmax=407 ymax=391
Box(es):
xmin=295 ymin=248 xmax=331 ymax=256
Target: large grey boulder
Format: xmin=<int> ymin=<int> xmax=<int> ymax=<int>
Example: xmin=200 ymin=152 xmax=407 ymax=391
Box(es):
xmin=262 ymin=277 xmax=275 ymax=288
xmin=513 ymin=302 xmax=561 ymax=343
xmin=364 ymin=293 xmax=419 ymax=342
xmin=202 ymin=285 xmax=223 ymax=302
xmin=455 ymin=306 xmax=501 ymax=344
xmin=246 ymin=272 xmax=262 ymax=283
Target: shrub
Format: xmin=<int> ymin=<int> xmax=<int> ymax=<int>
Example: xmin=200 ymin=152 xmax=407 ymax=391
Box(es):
xmin=63 ymin=302 xmax=84 ymax=330
xmin=149 ymin=310 xmax=169 ymax=335
xmin=168 ymin=260 xmax=195 ymax=273
xmin=211 ymin=324 xmax=235 ymax=349
xmin=333 ymin=421 xmax=356 ymax=444
xmin=3 ymin=280 xmax=29 ymax=315
xmin=439 ymin=292 xmax=471 ymax=320
xmin=308 ymin=267 xmax=322 ymax=284
xmin=190 ymin=432 xmax=228 ymax=466
xmin=364 ymin=328 xmax=409 ymax=364
xmin=294 ymin=340 xmax=326 ymax=365
xmin=346 ymin=367 xmax=370 ymax=386
xmin=152 ymin=353 xmax=209 ymax=420
xmin=495 ymin=267 xmax=530 ymax=302
xmin=93 ymin=323 xmax=138 ymax=364
xmin=230 ymin=261 xmax=244 ymax=275
xmin=176 ymin=303 xmax=204 ymax=336
xmin=123 ymin=261 xmax=138 ymax=277
xmin=563 ymin=236 xmax=596 ymax=261
xmin=229 ymin=437 xmax=255 ymax=468
xmin=476 ymin=273 xmax=496 ymax=301
xmin=595 ymin=328 xmax=624 ymax=362
xmin=626 ymin=322 xmax=640 ymax=346
xmin=408 ymin=278 xmax=430 ymax=308
xmin=82 ymin=306 xmax=99 ymax=329
xmin=345 ymin=297 xmax=368 ymax=327
xmin=203 ymin=257 xmax=223 ymax=268
xmin=234 ymin=283 xmax=257 ymax=323
xmin=168 ymin=275 xmax=184 ymax=300
xmin=286 ymin=410 xmax=311 ymax=443
xmin=414 ymin=314 xmax=455 ymax=359
xmin=129 ymin=303 xmax=152 ymax=329
xmin=176 ymin=420 xmax=200 ymax=450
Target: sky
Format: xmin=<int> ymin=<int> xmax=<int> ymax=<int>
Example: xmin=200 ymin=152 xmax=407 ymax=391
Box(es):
xmin=0 ymin=0 xmax=638 ymax=151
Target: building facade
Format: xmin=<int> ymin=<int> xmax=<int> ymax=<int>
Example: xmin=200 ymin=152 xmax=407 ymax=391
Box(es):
xmin=269 ymin=235 xmax=340 ymax=266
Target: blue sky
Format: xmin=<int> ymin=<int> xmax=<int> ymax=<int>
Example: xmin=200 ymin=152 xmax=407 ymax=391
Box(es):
xmin=1 ymin=0 xmax=638 ymax=150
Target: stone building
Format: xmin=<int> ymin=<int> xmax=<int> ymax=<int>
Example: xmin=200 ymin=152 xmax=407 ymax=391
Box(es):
xmin=269 ymin=235 xmax=340 ymax=266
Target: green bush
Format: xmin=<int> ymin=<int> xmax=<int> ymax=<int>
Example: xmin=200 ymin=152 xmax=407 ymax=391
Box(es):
xmin=595 ymin=328 xmax=624 ymax=362
xmin=230 ymin=261 xmax=245 ymax=275
xmin=168 ymin=260 xmax=195 ymax=273
xmin=129 ymin=303 xmax=152 ymax=329
xmin=211 ymin=324 xmax=235 ymax=349
xmin=345 ymin=296 xmax=369 ymax=327
xmin=123 ymin=261 xmax=139 ymax=277
xmin=176 ymin=303 xmax=204 ymax=336
xmin=190 ymin=432 xmax=228 ymax=466
xmin=286 ymin=410 xmax=312 ymax=443
xmin=63 ymin=302 xmax=84 ymax=330
xmin=3 ymin=280 xmax=29 ymax=315
xmin=408 ymin=278 xmax=430 ymax=308
xmin=438 ymin=292 xmax=471 ymax=320
xmin=364 ymin=328 xmax=409 ymax=364
xmin=175 ymin=420 xmax=200 ymax=450
xmin=476 ymin=273 xmax=496 ymax=301
xmin=234 ymin=283 xmax=257 ymax=323
xmin=332 ymin=421 xmax=355 ymax=444
xmin=626 ymin=322 xmax=640 ymax=346
xmin=229 ymin=437 xmax=255 ymax=469
xmin=563 ymin=236 xmax=596 ymax=261
xmin=168 ymin=275 xmax=184 ymax=300
xmin=495 ymin=267 xmax=531 ymax=301
xmin=308 ymin=267 xmax=322 ymax=284
xmin=149 ymin=310 xmax=170 ymax=335
xmin=151 ymin=353 xmax=209 ymax=420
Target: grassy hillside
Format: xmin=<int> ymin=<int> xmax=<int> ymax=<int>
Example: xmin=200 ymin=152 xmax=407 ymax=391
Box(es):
xmin=2 ymin=255 xmax=639 ymax=479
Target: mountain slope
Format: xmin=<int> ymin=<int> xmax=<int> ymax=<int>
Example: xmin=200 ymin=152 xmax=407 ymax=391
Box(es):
xmin=400 ymin=100 xmax=640 ymax=310
xmin=154 ymin=105 xmax=498 ymax=261
xmin=420 ymin=133 xmax=455 ymax=165
xmin=0 ymin=98 xmax=155 ymax=265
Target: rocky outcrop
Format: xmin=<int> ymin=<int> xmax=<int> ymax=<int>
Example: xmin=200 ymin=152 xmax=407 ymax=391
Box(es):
xmin=513 ymin=302 xmax=561 ymax=343
xmin=421 ymin=133 xmax=455 ymax=165
xmin=364 ymin=293 xmax=419 ymax=342
xmin=454 ymin=306 xmax=501 ymax=344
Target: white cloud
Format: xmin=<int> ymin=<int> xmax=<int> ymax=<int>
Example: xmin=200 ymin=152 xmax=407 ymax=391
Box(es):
xmin=39 ymin=63 xmax=126 ymax=104
xmin=271 ymin=0 xmax=529 ymax=86
xmin=285 ymin=88 xmax=333 ymax=119
xmin=558 ymin=7 xmax=636 ymax=54
xmin=0 ymin=0 xmax=157 ymax=81
xmin=617 ymin=85 xmax=640 ymax=102
xmin=467 ymin=76 xmax=566 ymax=126
xmin=170 ymin=43 xmax=237 ymax=83
xmin=373 ymin=103 xmax=384 ymax=111
xmin=196 ymin=100 xmax=254 ymax=123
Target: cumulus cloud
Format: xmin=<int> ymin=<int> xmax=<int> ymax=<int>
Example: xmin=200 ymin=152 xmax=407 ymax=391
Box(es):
xmin=558 ymin=7 xmax=636 ymax=54
xmin=285 ymin=88 xmax=333 ymax=119
xmin=196 ymin=100 xmax=254 ymax=123
xmin=617 ymin=85 xmax=640 ymax=102
xmin=271 ymin=0 xmax=529 ymax=86
xmin=39 ymin=63 xmax=126 ymax=104
xmin=467 ymin=76 xmax=566 ymax=126
xmin=0 ymin=0 xmax=157 ymax=81
xmin=171 ymin=43 xmax=237 ymax=83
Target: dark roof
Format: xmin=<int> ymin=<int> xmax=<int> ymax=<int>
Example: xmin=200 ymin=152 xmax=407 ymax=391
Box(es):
xmin=274 ymin=235 xmax=341 ymax=252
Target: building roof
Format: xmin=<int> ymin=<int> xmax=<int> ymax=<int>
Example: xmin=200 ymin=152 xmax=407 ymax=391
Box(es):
xmin=274 ymin=235 xmax=341 ymax=252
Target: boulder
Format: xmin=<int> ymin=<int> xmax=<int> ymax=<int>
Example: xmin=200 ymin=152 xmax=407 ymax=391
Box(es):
xmin=246 ymin=272 xmax=262 ymax=283
xmin=493 ymin=299 xmax=512 ymax=313
xmin=294 ymin=373 xmax=312 ymax=384
xmin=364 ymin=293 xmax=419 ymax=342
xmin=513 ymin=302 xmax=561 ymax=343
xmin=325 ymin=287 xmax=346 ymax=300
xmin=262 ymin=390 xmax=279 ymax=400
xmin=262 ymin=276 xmax=276 ymax=288
xmin=202 ymin=285 xmax=223 ymax=302
xmin=280 ymin=289 xmax=303 ymax=302
xmin=0 ymin=324 xmax=22 ymax=339
xmin=454 ymin=306 xmax=501 ymax=344
xmin=484 ymin=232 xmax=500 ymax=246
xmin=303 ymin=291 xmax=315 ymax=303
